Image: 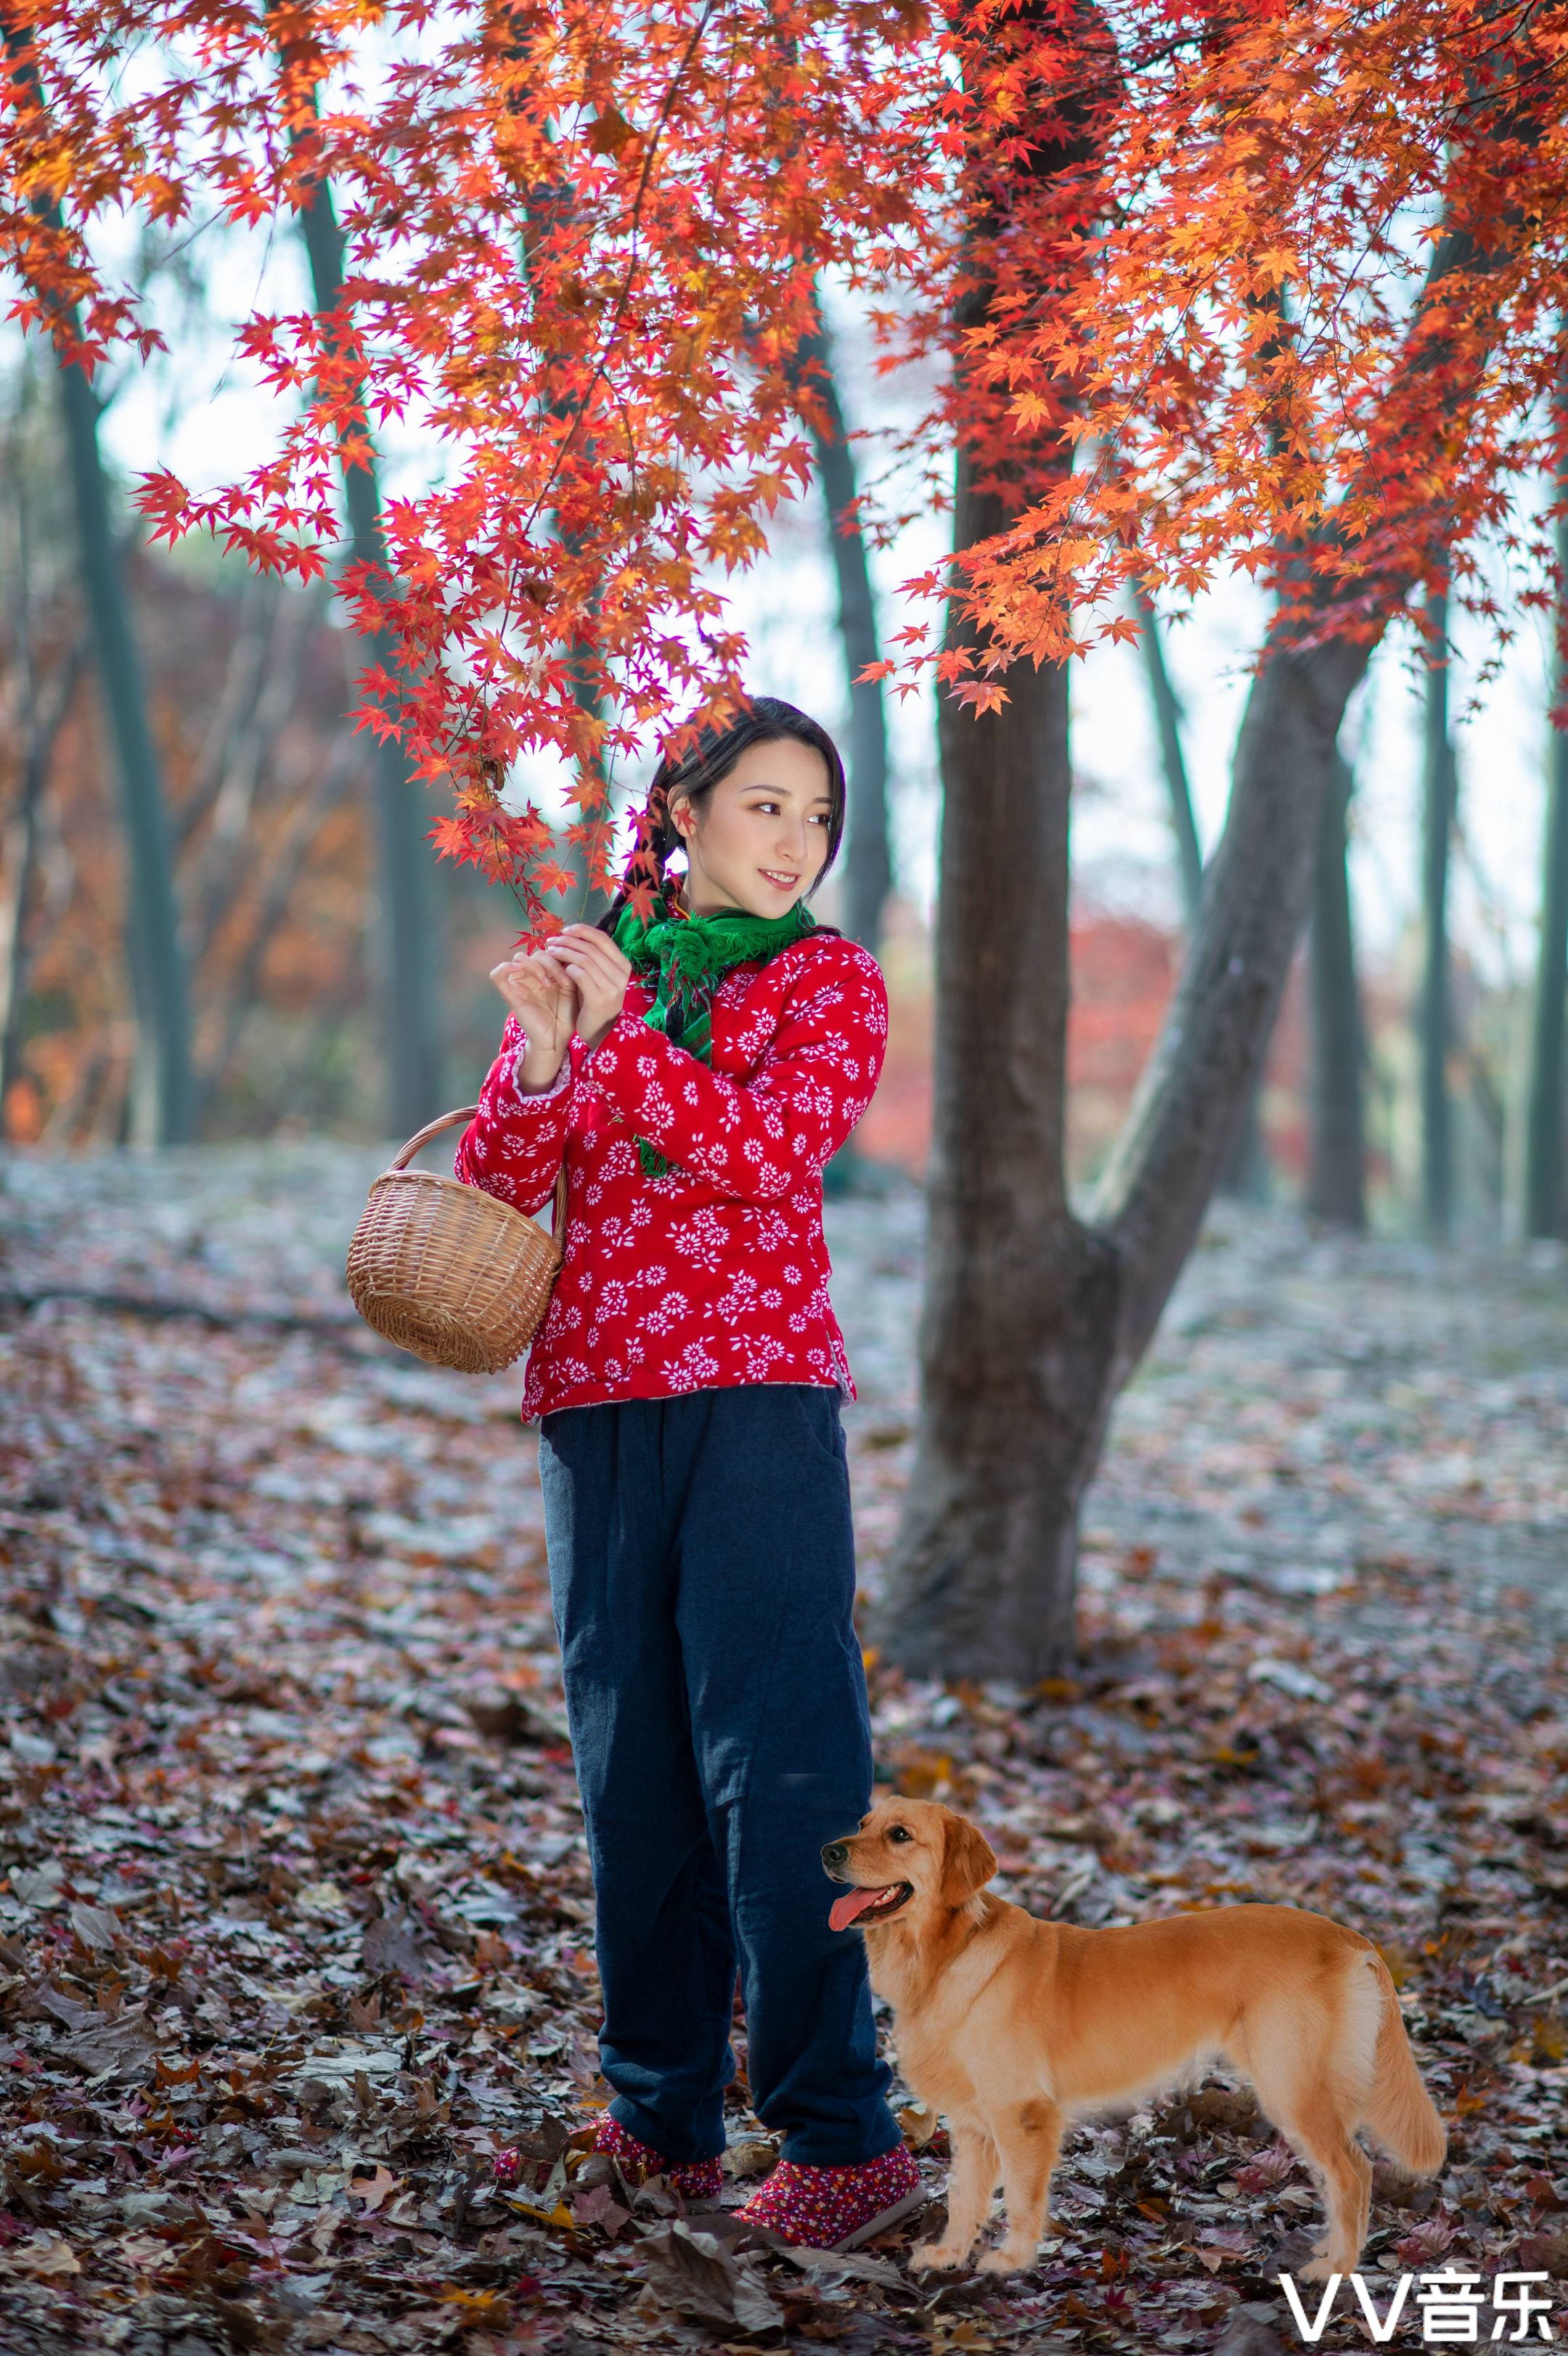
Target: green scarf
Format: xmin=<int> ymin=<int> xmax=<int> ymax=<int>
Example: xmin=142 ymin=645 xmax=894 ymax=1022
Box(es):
xmin=611 ymin=877 xmax=817 ymax=1177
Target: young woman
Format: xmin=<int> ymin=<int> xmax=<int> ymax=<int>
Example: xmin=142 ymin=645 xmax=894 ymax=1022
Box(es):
xmin=456 ymin=698 xmax=921 ymax=2251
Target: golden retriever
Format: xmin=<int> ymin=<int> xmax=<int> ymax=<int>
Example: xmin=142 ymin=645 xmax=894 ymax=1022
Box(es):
xmin=822 ymin=1798 xmax=1445 ymax=2278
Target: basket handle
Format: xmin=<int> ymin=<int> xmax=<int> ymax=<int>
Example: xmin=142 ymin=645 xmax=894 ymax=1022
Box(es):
xmin=389 ymin=1106 xmax=569 ymax=1246
xmin=390 ymin=1105 xmax=481 ymax=1170
xmin=388 ymin=1107 xmax=480 ymax=1173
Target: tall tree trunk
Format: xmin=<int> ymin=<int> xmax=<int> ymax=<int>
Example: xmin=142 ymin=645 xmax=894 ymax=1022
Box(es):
xmin=1524 ymin=491 xmax=1568 ymax=1239
xmin=54 ymin=352 xmax=193 ymax=1145
xmin=296 ymin=175 xmax=441 ymax=1137
xmin=1133 ymin=580 xmax=1269 ymax=1201
xmin=1096 ymin=641 xmax=1368 ymax=1368
xmin=1 ymin=17 xmax=193 ymax=1145
xmin=1132 ymin=580 xmax=1203 ymax=920
xmin=884 ymin=457 xmax=1120 ymax=1671
xmin=1419 ymin=587 xmax=1455 ymax=1236
xmin=876 ymin=0 xmax=1437 ymax=1679
xmin=1306 ymin=748 xmax=1366 ymax=1226
xmin=879 ymin=587 xmax=1368 ymax=1676
xmin=790 ymin=301 xmax=892 ymax=955
xmin=0 ymin=639 xmax=84 ymax=1122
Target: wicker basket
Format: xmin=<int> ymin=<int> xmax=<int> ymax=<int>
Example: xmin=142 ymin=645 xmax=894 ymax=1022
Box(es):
xmin=346 ymin=1106 xmax=568 ymax=1373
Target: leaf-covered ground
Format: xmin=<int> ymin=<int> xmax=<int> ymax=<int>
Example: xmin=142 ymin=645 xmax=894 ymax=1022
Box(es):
xmin=1 ymin=1145 xmax=1565 ymax=2355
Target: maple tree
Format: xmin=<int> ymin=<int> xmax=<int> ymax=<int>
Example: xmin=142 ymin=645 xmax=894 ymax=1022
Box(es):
xmin=869 ymin=0 xmax=1568 ymax=1678
xmin=0 ymin=1 xmax=1561 ymax=934
xmin=0 ymin=0 xmax=942 ymax=933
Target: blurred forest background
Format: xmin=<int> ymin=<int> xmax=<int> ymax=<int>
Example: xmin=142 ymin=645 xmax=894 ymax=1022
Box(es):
xmin=1 ymin=285 xmax=1565 ymax=1247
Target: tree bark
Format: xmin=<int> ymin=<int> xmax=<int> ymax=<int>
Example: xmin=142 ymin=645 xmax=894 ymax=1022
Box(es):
xmin=0 ymin=639 xmax=83 ymax=1122
xmin=1306 ymin=749 xmax=1366 ymax=1226
xmin=1132 ymin=581 xmax=1268 ymax=1202
xmin=54 ymin=353 xmax=194 ymax=1146
xmin=1419 ymin=588 xmax=1455 ymax=1236
xmin=1524 ymin=502 xmax=1568 ymax=1239
xmin=296 ymin=173 xmax=441 ymax=1138
xmin=1098 ymin=640 xmax=1368 ymax=1365
xmin=791 ymin=302 xmax=893 ymax=955
xmin=878 ymin=464 xmax=1120 ymax=1676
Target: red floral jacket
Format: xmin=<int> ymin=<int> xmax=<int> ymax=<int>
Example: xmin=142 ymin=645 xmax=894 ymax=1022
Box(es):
xmin=454 ymin=931 xmax=889 ymax=1423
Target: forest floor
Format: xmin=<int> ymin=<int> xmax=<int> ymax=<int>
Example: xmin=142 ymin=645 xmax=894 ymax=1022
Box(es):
xmin=0 ymin=1141 xmax=1566 ymax=2356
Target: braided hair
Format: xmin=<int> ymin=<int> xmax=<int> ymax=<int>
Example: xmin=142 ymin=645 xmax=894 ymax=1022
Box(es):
xmin=595 ymin=697 xmax=848 ymax=936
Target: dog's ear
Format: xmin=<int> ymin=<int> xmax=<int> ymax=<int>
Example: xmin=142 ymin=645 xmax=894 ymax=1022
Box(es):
xmin=939 ymin=1811 xmax=997 ymax=1907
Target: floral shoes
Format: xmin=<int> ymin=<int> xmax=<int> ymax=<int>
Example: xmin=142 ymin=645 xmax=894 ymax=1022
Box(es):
xmin=734 ymin=2142 xmax=925 ymax=2251
xmin=492 ymin=2108 xmax=723 ymax=2203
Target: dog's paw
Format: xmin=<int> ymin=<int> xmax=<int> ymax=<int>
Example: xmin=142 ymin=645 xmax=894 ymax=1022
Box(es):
xmin=978 ymin=2244 xmax=1035 ymax=2275
xmin=911 ymin=2241 xmax=970 ymax=2273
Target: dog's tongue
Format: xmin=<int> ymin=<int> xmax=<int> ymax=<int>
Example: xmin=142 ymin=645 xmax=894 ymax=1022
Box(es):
xmin=830 ymin=1886 xmax=895 ymax=1933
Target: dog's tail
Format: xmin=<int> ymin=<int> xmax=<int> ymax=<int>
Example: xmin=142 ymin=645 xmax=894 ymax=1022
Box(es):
xmin=1356 ymin=1949 xmax=1446 ymax=2174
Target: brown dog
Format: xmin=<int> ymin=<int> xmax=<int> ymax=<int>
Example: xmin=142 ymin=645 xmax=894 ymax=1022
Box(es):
xmin=822 ymin=1798 xmax=1445 ymax=2278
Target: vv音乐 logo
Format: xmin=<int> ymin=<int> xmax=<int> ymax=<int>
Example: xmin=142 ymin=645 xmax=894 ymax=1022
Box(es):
xmin=1278 ymin=2269 xmax=1555 ymax=2345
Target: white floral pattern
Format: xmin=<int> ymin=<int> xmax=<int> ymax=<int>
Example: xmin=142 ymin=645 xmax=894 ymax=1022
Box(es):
xmin=453 ymin=934 xmax=888 ymax=1421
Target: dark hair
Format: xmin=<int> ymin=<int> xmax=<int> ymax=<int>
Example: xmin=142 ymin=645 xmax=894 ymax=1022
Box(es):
xmin=596 ymin=696 xmax=846 ymax=934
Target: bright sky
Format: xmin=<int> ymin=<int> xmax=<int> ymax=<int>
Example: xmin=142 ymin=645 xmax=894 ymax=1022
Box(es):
xmin=76 ymin=227 xmax=1561 ymax=1006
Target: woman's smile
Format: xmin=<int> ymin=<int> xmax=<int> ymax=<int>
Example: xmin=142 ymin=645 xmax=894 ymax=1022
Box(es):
xmin=670 ymin=736 xmax=833 ymax=918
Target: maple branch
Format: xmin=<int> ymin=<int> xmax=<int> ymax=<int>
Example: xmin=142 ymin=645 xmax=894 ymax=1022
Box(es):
xmin=1095 ymin=116 xmax=1545 ymax=1370
xmin=483 ymin=0 xmax=725 ymax=653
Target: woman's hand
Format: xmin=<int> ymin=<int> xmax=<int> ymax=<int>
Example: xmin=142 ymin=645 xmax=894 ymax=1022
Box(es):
xmin=539 ymin=925 xmax=633 ymax=1055
xmin=491 ymin=943 xmax=581 ymax=1093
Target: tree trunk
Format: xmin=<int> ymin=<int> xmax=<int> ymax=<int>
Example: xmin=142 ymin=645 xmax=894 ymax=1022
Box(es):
xmin=1132 ymin=579 xmax=1269 ymax=1202
xmin=875 ymin=0 xmax=1412 ymax=1679
xmin=791 ymin=303 xmax=892 ymax=955
xmin=297 ymin=176 xmax=441 ymax=1138
xmin=1 ymin=18 xmax=193 ymax=1145
xmin=877 ymin=460 xmax=1120 ymax=1676
xmin=1524 ymin=505 xmax=1568 ymax=1239
xmin=0 ymin=639 xmax=83 ymax=1122
xmin=0 ymin=776 xmax=43 ymax=1124
xmin=1132 ymin=580 xmax=1203 ymax=921
xmin=1306 ymin=749 xmax=1366 ymax=1226
xmin=1098 ymin=640 xmax=1368 ymax=1369
xmin=54 ymin=353 xmax=194 ymax=1146
xmin=562 ymin=638 xmax=613 ymax=925
xmin=876 ymin=619 xmax=1365 ymax=1679
xmin=1420 ymin=588 xmax=1455 ymax=1236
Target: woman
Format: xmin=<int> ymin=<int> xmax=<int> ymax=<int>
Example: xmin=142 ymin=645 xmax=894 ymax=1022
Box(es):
xmin=456 ymin=698 xmax=920 ymax=2251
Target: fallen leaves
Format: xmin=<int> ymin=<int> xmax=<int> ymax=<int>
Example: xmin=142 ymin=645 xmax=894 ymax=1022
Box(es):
xmin=0 ymin=2233 xmax=79 ymax=2278
xmin=638 ymin=2219 xmax=783 ymax=2339
xmin=0 ymin=1157 xmax=1565 ymax=2355
xmin=348 ymin=2164 xmax=401 ymax=2214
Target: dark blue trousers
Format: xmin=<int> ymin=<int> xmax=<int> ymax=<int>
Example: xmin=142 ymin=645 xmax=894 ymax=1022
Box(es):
xmin=537 ymin=1382 xmax=899 ymax=2167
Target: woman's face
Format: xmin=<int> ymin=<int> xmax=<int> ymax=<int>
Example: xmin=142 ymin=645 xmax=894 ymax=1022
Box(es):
xmin=670 ymin=737 xmax=834 ymax=919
